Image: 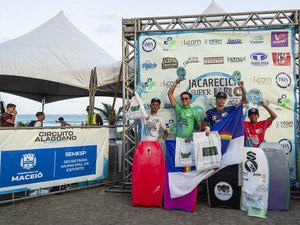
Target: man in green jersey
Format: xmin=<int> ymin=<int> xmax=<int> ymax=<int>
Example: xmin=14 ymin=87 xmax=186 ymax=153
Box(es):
xmin=167 ymin=78 xmax=210 ymax=140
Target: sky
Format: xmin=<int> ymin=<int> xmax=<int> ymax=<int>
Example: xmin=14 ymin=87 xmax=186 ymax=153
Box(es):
xmin=0 ymin=0 xmax=299 ymax=114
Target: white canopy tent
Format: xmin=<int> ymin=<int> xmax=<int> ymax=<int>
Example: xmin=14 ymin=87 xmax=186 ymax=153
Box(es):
xmin=0 ymin=11 xmax=121 ymax=103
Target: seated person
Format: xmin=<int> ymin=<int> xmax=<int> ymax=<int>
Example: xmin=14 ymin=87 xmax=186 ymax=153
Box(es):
xmin=1 ymin=103 xmax=17 ymax=127
xmin=56 ymin=117 xmax=70 ymax=127
xmin=34 ymin=112 xmax=45 ymax=127
xmin=244 ymin=100 xmax=277 ymax=147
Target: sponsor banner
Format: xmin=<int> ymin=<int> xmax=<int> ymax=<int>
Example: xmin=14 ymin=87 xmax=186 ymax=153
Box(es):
xmin=137 ymin=27 xmax=297 ymax=180
xmin=0 ymin=128 xmax=109 ymax=193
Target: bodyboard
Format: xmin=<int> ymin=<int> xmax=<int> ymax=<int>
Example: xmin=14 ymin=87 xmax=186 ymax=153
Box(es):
xmin=132 ymin=141 xmax=165 ymax=207
xmin=260 ymin=142 xmax=290 ymax=210
xmin=241 ymin=147 xmax=270 ymax=218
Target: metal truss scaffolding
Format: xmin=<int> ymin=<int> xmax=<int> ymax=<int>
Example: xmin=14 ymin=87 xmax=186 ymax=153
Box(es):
xmin=109 ymin=9 xmax=300 ymax=192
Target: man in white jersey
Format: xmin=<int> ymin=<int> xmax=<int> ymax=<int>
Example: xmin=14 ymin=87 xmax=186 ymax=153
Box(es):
xmin=141 ymin=97 xmax=168 ymax=141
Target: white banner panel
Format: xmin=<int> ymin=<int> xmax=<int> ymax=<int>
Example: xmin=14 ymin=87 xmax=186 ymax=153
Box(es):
xmin=137 ymin=27 xmax=297 ymax=181
xmin=0 ymin=127 xmax=109 ymax=193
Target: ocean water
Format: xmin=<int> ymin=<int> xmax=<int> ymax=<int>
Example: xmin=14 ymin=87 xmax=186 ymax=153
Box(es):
xmin=16 ymin=114 xmax=87 ymax=126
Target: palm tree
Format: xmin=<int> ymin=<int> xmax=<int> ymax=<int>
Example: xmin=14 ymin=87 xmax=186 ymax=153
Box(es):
xmin=98 ymin=103 xmax=122 ymax=125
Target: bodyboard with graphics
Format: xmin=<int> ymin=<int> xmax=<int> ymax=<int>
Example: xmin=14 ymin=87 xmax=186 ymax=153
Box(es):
xmin=207 ymin=164 xmax=241 ymax=209
xmin=241 ymin=147 xmax=270 ymax=218
xmin=260 ymin=142 xmax=290 ymax=210
xmin=132 ymin=141 xmax=165 ymax=207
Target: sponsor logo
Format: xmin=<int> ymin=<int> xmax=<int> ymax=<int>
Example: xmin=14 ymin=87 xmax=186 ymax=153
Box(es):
xmin=160 ymin=80 xmax=179 ymax=88
xmin=272 ymin=52 xmax=291 ymax=66
xmin=250 ymin=76 xmax=272 ymax=85
xmin=279 ymin=138 xmax=293 ymax=154
xmin=276 ymin=72 xmax=291 ymax=88
xmin=226 ymin=38 xmax=242 ymax=44
xmin=142 ymin=78 xmax=156 ymax=93
xmin=35 ymin=131 xmax=77 ymax=142
xmin=161 ymin=57 xmax=178 ymax=69
xmin=277 ymin=94 xmax=290 ymax=108
xmin=163 ymin=103 xmax=173 ymax=109
xmin=227 ymin=56 xmax=246 ymax=63
xmin=214 ymin=182 xmax=233 ymax=201
xmin=250 ymin=35 xmax=264 ymax=44
xmin=250 ymin=52 xmax=269 ymax=66
xmin=204 ymin=38 xmax=222 ymax=45
xmin=142 ymin=38 xmax=156 ymax=52
xmin=204 ymin=57 xmax=224 ymax=65
xmin=276 ymin=120 xmax=293 ymax=128
xmin=142 ymin=60 xmax=157 ymax=70
xmin=271 ymin=31 xmax=288 ymax=47
xmin=183 ymin=56 xmax=200 ymax=67
xmin=65 ymin=151 xmax=87 ymax=157
xmin=245 ymin=151 xmax=258 ymax=172
xmin=163 ymin=37 xmax=176 ymax=51
xmin=181 ymin=39 xmax=201 ymax=47
xmin=20 ymin=153 xmax=37 ymax=170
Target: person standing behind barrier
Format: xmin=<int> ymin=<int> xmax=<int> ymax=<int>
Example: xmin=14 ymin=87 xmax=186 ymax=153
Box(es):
xmin=34 ymin=112 xmax=45 ymax=127
xmin=85 ymin=106 xmax=103 ymax=125
xmin=1 ymin=103 xmax=17 ymax=127
xmin=244 ymin=100 xmax=277 ymax=147
xmin=167 ymin=78 xmax=209 ymax=140
xmin=56 ymin=117 xmax=70 ymax=127
xmin=203 ymin=81 xmax=247 ymax=128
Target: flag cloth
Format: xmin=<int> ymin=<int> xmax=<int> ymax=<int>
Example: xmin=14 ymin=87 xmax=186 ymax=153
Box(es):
xmin=211 ymin=104 xmax=244 ymax=168
xmin=165 ymin=105 xmax=244 ymax=198
xmin=165 ymin=140 xmax=215 ymax=198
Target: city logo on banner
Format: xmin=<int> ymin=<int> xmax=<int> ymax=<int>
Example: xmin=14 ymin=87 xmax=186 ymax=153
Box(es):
xmin=250 ymin=35 xmax=264 ymax=44
xmin=163 ymin=37 xmax=176 ymax=51
xmin=142 ymin=60 xmax=157 ymax=70
xmin=271 ymin=31 xmax=288 ymax=47
xmin=181 ymin=39 xmax=201 ymax=47
xmin=204 ymin=38 xmax=222 ymax=45
xmin=250 ymin=52 xmax=269 ymax=66
xmin=276 ymin=72 xmax=291 ymax=88
xmin=21 ymin=153 xmax=37 ymax=170
xmin=204 ymin=57 xmax=224 ymax=65
xmin=142 ymin=38 xmax=156 ymax=52
xmin=183 ymin=56 xmax=200 ymax=67
xmin=226 ymin=38 xmax=242 ymax=44
xmin=161 ymin=57 xmax=178 ymax=69
xmin=272 ymin=52 xmax=291 ymax=66
xmin=227 ymin=56 xmax=246 ymax=63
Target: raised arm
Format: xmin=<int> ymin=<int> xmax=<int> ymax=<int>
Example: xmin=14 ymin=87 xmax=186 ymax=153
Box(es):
xmin=167 ymin=78 xmax=185 ymax=106
xmin=260 ymin=100 xmax=277 ymax=123
xmin=238 ymin=81 xmax=247 ymax=103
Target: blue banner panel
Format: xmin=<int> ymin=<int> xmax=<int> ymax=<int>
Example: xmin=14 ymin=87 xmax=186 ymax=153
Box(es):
xmin=0 ymin=145 xmax=97 ymax=188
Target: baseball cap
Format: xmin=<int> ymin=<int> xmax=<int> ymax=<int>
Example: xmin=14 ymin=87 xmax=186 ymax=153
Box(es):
xmin=58 ymin=117 xmax=64 ymax=121
xmin=216 ymin=92 xmax=227 ymax=98
xmin=248 ymin=108 xmax=259 ymax=116
xmin=151 ymin=97 xmax=161 ymax=104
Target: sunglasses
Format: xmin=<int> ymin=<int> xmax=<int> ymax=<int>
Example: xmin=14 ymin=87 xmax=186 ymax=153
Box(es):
xmin=181 ymin=97 xmax=189 ymax=101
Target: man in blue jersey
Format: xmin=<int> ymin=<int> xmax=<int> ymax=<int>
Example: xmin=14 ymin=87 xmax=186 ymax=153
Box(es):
xmin=203 ymin=81 xmax=247 ymax=128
